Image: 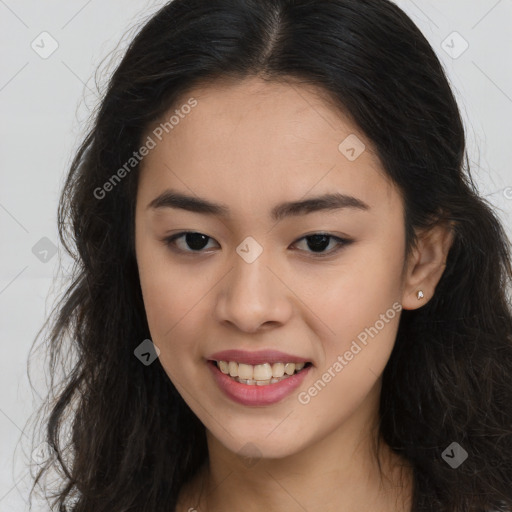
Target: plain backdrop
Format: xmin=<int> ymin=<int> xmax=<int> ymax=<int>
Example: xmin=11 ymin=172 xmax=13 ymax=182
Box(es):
xmin=1 ymin=1 xmax=511 ymax=510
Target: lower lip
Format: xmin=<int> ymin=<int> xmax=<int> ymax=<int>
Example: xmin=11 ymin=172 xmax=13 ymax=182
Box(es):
xmin=207 ymin=360 xmax=312 ymax=406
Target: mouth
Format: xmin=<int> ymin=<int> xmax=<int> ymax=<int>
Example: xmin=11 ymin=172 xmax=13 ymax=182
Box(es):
xmin=209 ymin=360 xmax=313 ymax=386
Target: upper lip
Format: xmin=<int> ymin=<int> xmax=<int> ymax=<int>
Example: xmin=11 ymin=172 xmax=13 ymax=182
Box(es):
xmin=207 ymin=349 xmax=311 ymax=366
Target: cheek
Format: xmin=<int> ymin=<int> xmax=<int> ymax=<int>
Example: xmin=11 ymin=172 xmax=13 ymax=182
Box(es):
xmin=136 ymin=239 xmax=197 ymax=334
xmin=314 ymin=248 xmax=402 ymax=312
xmin=312 ymin=239 xmax=405 ymax=368
xmin=135 ymin=237 xmax=213 ymax=374
xmin=299 ymin=274 xmax=402 ymax=429
xmin=137 ymin=257 xmax=179 ymax=336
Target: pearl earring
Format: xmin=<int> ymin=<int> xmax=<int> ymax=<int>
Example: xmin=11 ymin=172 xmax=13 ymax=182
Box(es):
xmin=417 ymin=290 xmax=424 ymax=300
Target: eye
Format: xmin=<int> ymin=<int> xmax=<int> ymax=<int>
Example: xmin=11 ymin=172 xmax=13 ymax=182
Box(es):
xmin=163 ymin=232 xmax=219 ymax=253
xmin=162 ymin=231 xmax=353 ymax=257
xmin=291 ymin=233 xmax=352 ymax=257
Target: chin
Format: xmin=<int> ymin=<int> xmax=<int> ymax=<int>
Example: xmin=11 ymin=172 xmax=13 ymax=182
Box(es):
xmin=208 ymin=420 xmax=311 ymax=461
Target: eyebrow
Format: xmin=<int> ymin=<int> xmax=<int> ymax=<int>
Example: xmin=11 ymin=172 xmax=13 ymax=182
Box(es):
xmin=147 ymin=189 xmax=370 ymax=222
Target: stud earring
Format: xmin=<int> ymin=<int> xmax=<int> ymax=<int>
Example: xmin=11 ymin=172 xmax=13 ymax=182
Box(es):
xmin=416 ymin=290 xmax=424 ymax=300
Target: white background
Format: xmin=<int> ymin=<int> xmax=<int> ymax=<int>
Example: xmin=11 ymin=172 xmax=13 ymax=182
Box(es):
xmin=1 ymin=1 xmax=511 ymax=510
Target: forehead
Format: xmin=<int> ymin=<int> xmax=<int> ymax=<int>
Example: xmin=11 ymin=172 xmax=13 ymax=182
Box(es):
xmin=137 ymin=76 xmax=398 ymax=216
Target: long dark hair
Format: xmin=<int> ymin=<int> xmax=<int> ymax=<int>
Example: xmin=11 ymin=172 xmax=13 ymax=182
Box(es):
xmin=25 ymin=0 xmax=512 ymax=510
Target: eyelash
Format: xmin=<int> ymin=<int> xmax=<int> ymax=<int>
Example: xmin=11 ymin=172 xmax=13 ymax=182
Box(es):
xmin=162 ymin=231 xmax=353 ymax=258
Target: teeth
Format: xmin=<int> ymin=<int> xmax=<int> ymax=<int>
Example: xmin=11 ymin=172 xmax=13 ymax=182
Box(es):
xmin=215 ymin=360 xmax=309 ymax=384
xmin=253 ymin=363 xmax=272 ymax=381
xmin=238 ymin=378 xmax=256 ymax=385
xmin=284 ymin=363 xmax=296 ymax=375
xmin=228 ymin=361 xmax=238 ymax=377
xmin=271 ymin=363 xmax=285 ymax=378
xmin=238 ymin=363 xmax=253 ymax=380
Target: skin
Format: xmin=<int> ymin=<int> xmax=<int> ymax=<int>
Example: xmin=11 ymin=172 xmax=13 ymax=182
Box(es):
xmin=134 ymin=76 xmax=453 ymax=512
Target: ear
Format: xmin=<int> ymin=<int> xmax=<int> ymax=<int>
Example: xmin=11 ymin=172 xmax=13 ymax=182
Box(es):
xmin=401 ymin=220 xmax=455 ymax=310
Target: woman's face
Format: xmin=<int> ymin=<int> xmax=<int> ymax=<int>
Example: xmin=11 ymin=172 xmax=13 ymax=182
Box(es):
xmin=135 ymin=76 xmax=412 ymax=460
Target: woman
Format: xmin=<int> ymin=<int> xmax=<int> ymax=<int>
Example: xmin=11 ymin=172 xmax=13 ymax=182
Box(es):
xmin=28 ymin=0 xmax=512 ymax=510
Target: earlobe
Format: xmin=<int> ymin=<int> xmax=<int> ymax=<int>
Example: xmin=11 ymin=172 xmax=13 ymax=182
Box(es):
xmin=401 ymin=221 xmax=454 ymax=310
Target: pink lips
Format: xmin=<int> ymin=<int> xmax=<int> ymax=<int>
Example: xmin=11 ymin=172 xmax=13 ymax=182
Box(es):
xmin=206 ymin=350 xmax=313 ymax=406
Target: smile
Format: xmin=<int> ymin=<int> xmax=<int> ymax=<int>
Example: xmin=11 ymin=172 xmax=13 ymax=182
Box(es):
xmin=214 ymin=360 xmax=310 ymax=385
xmin=208 ymin=360 xmax=313 ymax=406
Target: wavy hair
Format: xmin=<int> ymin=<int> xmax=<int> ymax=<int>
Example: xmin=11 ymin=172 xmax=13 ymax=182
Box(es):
xmin=25 ymin=0 xmax=512 ymax=510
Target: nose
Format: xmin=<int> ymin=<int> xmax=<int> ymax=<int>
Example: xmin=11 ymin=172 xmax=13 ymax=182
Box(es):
xmin=213 ymin=248 xmax=293 ymax=333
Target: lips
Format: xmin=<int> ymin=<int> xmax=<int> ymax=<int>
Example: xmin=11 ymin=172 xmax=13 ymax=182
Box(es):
xmin=208 ymin=360 xmax=312 ymax=406
xmin=206 ymin=349 xmax=313 ymax=406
